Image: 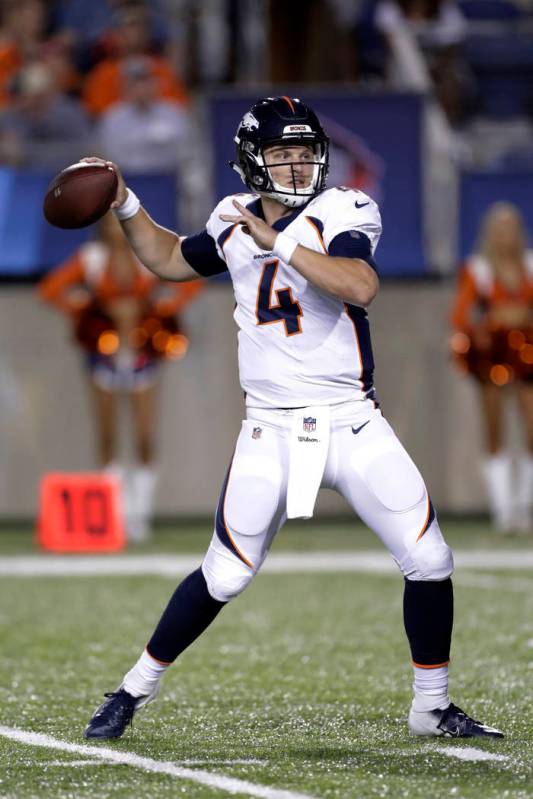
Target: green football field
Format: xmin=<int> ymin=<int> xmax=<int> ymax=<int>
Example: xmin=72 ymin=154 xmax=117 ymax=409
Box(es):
xmin=0 ymin=519 xmax=532 ymax=799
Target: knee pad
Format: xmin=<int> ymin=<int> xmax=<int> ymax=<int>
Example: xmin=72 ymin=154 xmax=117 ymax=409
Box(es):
xmin=202 ymin=538 xmax=255 ymax=602
xmin=400 ymin=520 xmax=454 ymax=581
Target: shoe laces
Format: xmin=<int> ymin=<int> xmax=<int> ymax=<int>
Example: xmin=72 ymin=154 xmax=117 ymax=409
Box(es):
xmin=98 ymin=690 xmax=136 ymax=717
xmin=440 ymin=703 xmax=480 ymax=734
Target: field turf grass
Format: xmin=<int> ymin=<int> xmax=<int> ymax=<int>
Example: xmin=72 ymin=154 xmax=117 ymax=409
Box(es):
xmin=0 ymin=518 xmax=532 ymax=799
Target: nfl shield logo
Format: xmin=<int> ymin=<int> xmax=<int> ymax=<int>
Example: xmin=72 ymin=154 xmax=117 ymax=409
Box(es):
xmin=303 ymin=417 xmax=316 ymax=432
xmin=252 ymin=426 xmax=262 ymax=439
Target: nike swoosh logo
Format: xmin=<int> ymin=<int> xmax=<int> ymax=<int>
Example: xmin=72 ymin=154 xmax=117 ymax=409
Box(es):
xmin=351 ymin=420 xmax=370 ymax=435
xmin=355 ymin=201 xmax=369 ymax=209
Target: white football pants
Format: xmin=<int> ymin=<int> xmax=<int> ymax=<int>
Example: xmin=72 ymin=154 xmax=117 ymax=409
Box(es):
xmin=202 ymin=400 xmax=453 ymax=602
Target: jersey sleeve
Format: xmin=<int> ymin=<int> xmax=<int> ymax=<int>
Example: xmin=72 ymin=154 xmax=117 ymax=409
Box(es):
xmin=183 ymin=195 xmax=251 ymax=275
xmin=181 ymin=230 xmax=228 ymax=276
xmin=328 ymin=231 xmax=378 ymax=271
xmin=321 ymin=188 xmax=382 ymax=255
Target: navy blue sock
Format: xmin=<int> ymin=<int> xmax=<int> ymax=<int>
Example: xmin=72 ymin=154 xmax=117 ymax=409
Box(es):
xmin=147 ymin=568 xmax=226 ymax=663
xmin=403 ymin=578 xmax=454 ymax=665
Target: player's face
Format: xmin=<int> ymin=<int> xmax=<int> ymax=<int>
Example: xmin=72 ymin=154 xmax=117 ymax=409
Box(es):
xmin=262 ymin=144 xmax=316 ymax=190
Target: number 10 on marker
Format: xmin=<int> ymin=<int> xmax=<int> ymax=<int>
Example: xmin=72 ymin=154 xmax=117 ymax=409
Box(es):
xmin=38 ymin=473 xmax=125 ymax=552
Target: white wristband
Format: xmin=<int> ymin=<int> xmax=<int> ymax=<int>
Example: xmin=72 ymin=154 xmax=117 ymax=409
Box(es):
xmin=113 ymin=188 xmax=141 ymax=221
xmin=272 ymin=231 xmax=298 ymax=264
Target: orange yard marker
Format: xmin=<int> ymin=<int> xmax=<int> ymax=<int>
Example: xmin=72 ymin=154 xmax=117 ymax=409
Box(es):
xmin=38 ymin=473 xmax=125 ymax=552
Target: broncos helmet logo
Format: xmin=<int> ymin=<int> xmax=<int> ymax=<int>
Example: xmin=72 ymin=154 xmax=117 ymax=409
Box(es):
xmin=240 ymin=112 xmax=259 ymax=131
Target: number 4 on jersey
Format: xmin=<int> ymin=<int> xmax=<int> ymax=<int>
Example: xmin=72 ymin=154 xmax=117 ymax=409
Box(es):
xmin=256 ymin=259 xmax=303 ymax=336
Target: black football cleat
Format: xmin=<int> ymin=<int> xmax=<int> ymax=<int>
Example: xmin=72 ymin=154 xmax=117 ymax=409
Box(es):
xmin=84 ymin=689 xmax=138 ymax=740
xmin=409 ymin=702 xmax=504 ymax=738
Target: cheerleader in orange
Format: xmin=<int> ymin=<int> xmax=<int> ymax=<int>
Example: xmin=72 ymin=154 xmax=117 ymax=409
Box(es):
xmin=38 ymin=212 xmax=204 ymax=541
xmin=450 ymin=202 xmax=532 ymax=532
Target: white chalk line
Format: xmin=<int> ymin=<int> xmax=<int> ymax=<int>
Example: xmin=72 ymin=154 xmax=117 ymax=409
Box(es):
xmin=431 ymin=745 xmax=509 ymax=764
xmin=391 ymin=744 xmax=510 ymax=765
xmin=0 ymin=550 xmax=532 ymax=578
xmin=1 ymin=725 xmax=512 ymax=788
xmin=0 ymin=725 xmax=316 ymax=799
xmin=45 ymin=757 xmax=267 ymax=768
xmin=43 ymin=748 xmax=508 ymax=770
xmin=46 ymin=759 xmax=105 ymax=767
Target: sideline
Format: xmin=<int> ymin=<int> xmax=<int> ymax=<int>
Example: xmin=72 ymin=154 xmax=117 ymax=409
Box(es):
xmin=0 ymin=725 xmax=317 ymax=799
xmin=0 ymin=550 xmax=532 ymax=577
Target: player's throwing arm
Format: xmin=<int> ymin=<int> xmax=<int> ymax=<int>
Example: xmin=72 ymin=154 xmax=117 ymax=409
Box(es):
xmin=79 ymin=157 xmax=200 ymax=283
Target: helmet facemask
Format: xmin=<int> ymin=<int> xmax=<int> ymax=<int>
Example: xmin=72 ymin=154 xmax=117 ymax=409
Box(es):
xmin=254 ymin=142 xmax=328 ymax=208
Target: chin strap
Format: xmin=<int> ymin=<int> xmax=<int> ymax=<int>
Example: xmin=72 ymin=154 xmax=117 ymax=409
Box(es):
xmin=264 ymin=190 xmax=312 ymax=209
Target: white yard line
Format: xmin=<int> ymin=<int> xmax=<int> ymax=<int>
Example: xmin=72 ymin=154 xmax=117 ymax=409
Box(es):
xmin=0 ymin=726 xmax=316 ymax=799
xmin=0 ymin=550 xmax=532 ymax=578
xmin=45 ymin=759 xmax=105 ymax=767
xmin=178 ymin=759 xmax=268 ymax=766
xmin=45 ymin=757 xmax=267 ymax=768
xmin=432 ymin=745 xmax=509 ymax=763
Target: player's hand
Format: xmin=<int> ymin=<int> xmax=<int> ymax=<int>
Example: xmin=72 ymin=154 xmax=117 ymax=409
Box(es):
xmin=79 ymin=156 xmax=128 ymax=208
xmin=219 ymin=200 xmax=277 ymax=252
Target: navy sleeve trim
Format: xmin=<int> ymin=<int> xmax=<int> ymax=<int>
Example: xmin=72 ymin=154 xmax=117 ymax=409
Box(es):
xmin=181 ymin=231 xmax=228 ymax=277
xmin=329 ymin=231 xmax=378 ymax=272
xmin=217 ymin=224 xmax=237 ymax=250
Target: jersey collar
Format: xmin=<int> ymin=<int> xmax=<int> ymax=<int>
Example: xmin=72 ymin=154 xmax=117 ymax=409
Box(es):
xmin=245 ymin=197 xmax=313 ymax=232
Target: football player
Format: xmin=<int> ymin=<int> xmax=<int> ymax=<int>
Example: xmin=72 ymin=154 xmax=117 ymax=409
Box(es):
xmin=83 ymin=97 xmax=503 ymax=741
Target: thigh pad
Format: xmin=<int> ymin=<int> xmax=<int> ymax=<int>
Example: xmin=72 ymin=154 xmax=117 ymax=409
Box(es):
xmin=356 ymin=443 xmax=426 ymax=513
xmin=224 ymin=453 xmax=284 ymax=538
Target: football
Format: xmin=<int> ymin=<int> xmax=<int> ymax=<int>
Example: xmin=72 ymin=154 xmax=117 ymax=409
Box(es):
xmin=43 ymin=162 xmax=118 ymax=229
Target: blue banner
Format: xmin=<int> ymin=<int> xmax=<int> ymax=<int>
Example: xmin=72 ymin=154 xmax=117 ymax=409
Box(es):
xmin=459 ymin=170 xmax=533 ymax=261
xmin=209 ymin=92 xmax=426 ymax=276
xmin=0 ymin=171 xmax=179 ymax=278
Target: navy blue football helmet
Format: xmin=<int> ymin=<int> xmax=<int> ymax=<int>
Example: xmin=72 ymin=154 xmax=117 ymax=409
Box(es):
xmin=230 ymin=96 xmax=329 ymax=208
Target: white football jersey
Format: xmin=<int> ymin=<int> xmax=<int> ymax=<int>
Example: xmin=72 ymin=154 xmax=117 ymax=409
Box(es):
xmin=205 ymin=187 xmax=382 ymax=408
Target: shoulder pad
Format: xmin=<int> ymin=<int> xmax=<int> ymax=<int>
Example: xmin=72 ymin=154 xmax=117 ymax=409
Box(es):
xmin=207 ymin=193 xmax=258 ymax=243
xmin=308 ymin=187 xmax=381 ymax=252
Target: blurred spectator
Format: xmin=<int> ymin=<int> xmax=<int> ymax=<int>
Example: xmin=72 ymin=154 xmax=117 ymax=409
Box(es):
xmin=0 ymin=0 xmax=47 ymax=105
xmin=82 ymin=3 xmax=188 ymax=117
xmin=375 ymin=0 xmax=476 ymax=126
xmin=50 ymin=0 xmax=172 ymax=73
xmin=96 ymin=56 xmax=189 ymax=173
xmin=0 ymin=0 xmax=79 ymax=107
xmin=38 ymin=212 xmax=204 ymax=541
xmin=450 ymin=202 xmax=533 ymax=533
xmin=0 ymin=62 xmax=91 ymax=168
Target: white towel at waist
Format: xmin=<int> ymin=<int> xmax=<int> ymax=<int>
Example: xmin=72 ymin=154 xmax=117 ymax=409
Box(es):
xmin=286 ymin=406 xmax=330 ymax=519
